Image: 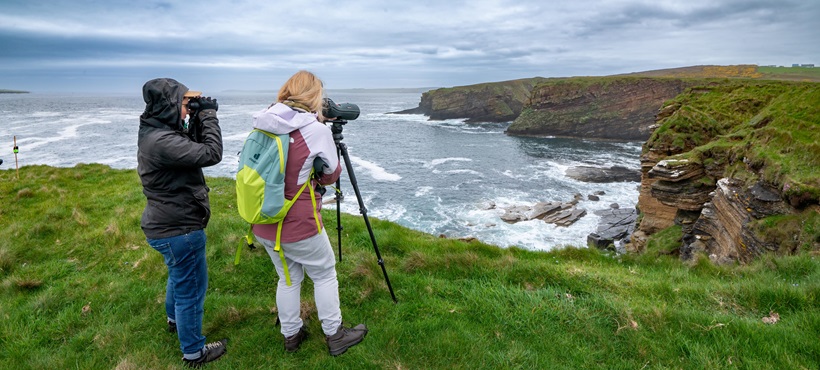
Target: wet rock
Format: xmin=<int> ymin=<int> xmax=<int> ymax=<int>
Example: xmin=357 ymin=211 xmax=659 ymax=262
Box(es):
xmin=543 ymin=208 xmax=587 ymax=227
xmin=565 ymin=165 xmax=641 ymax=183
xmin=528 ymin=202 xmax=563 ymax=219
xmin=587 ymin=208 xmax=638 ymax=251
xmin=500 ymin=198 xmax=586 ymax=227
xmin=500 ymin=205 xmax=532 ymax=223
xmin=588 ymin=195 xmax=600 ymax=201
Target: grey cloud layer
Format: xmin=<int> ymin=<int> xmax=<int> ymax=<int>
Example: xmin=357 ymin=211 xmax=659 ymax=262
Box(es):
xmin=0 ymin=0 xmax=817 ymax=91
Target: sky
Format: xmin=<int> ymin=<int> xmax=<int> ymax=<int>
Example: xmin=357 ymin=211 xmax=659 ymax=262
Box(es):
xmin=1 ymin=0 xmax=818 ymax=93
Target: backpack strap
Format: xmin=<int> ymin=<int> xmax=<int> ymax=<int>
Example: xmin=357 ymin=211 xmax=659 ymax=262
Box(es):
xmin=234 ymin=225 xmax=255 ymax=266
xmin=309 ymin=178 xmax=322 ymax=234
xmin=235 ymin=168 xmax=323 ymax=288
xmin=275 ymin=169 xmax=321 ymax=286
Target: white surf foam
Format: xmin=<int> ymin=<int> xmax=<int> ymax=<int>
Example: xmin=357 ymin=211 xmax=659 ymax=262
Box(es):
xmin=427 ymin=157 xmax=472 ymax=168
xmin=346 ymin=155 xmax=402 ymax=181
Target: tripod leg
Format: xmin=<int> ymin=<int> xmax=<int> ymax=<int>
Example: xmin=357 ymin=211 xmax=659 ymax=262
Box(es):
xmin=335 ymin=173 xmax=343 ymax=262
xmin=337 ymin=142 xmax=397 ymax=303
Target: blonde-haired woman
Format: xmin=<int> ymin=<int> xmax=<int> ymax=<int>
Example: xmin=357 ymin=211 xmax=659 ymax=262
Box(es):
xmin=250 ymin=70 xmax=368 ymax=355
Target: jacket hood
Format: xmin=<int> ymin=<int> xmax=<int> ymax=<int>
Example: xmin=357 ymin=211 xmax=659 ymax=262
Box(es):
xmin=140 ymin=78 xmax=189 ymax=129
xmin=252 ymin=103 xmax=319 ymax=135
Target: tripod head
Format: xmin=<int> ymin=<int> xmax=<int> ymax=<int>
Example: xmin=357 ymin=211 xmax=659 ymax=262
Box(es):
xmin=328 ymin=119 xmax=348 ymax=145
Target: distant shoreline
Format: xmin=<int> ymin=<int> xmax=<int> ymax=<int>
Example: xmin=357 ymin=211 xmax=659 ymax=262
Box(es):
xmin=0 ymin=89 xmax=29 ymax=94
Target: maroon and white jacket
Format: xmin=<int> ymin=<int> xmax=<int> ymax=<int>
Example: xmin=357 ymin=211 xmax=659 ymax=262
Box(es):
xmin=251 ymin=103 xmax=342 ymax=243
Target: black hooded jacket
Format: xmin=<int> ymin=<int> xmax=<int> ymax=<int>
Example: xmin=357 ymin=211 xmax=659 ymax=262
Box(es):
xmin=137 ymin=78 xmax=223 ymax=239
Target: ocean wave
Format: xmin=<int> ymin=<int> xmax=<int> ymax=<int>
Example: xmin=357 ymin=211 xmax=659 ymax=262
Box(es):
xmin=31 ymin=112 xmax=63 ymax=118
xmin=443 ymin=169 xmax=484 ymax=176
xmin=415 ymin=186 xmax=434 ymax=197
xmin=427 ymin=157 xmax=472 ymax=167
xmin=347 ymin=155 xmax=402 ymax=181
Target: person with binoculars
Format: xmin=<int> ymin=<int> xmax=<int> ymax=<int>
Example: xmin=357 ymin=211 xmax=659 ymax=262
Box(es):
xmin=251 ymin=70 xmax=368 ymax=356
xmin=137 ymin=78 xmax=227 ymax=367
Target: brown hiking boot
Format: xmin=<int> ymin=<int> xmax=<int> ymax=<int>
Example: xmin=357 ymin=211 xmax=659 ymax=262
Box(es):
xmin=326 ymin=324 xmax=368 ymax=356
xmin=284 ymin=325 xmax=308 ymax=352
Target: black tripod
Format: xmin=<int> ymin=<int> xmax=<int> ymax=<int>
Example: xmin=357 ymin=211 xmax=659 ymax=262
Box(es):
xmin=329 ymin=119 xmax=397 ymax=303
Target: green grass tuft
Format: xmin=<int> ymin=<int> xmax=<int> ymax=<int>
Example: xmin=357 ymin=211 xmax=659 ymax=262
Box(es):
xmin=1 ymin=164 xmax=819 ymax=368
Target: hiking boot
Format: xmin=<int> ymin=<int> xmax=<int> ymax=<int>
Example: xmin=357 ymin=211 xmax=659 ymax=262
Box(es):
xmin=326 ymin=324 xmax=368 ymax=356
xmin=183 ymin=338 xmax=228 ymax=368
xmin=284 ymin=325 xmax=308 ymax=352
xmin=168 ymin=320 xmax=177 ymax=334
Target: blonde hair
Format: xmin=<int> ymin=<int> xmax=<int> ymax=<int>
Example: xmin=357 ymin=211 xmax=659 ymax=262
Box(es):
xmin=277 ymin=70 xmax=324 ymax=117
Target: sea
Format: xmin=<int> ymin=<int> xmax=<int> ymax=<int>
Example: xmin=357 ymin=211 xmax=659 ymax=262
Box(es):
xmin=0 ymin=91 xmax=642 ymax=251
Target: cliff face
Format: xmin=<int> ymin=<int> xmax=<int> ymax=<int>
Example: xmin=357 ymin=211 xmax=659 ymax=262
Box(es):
xmin=392 ymin=78 xmax=546 ymax=122
xmin=506 ymin=77 xmax=690 ymax=140
xmin=631 ymin=81 xmax=820 ymax=262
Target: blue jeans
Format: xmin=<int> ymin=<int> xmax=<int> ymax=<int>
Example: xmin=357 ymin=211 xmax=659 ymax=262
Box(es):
xmin=147 ymin=229 xmax=208 ymax=356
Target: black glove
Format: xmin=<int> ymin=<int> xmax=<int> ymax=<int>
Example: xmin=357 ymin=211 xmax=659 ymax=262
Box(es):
xmin=312 ymin=157 xmax=329 ymax=178
xmin=198 ymin=96 xmax=219 ymax=111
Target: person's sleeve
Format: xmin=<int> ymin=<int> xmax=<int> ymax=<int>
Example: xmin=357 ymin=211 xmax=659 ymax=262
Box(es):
xmin=154 ymin=109 xmax=223 ymax=168
xmin=315 ymin=132 xmax=341 ymax=186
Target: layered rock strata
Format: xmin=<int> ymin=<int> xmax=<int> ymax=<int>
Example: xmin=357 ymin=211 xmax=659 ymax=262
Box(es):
xmin=500 ymin=196 xmax=588 ymax=227
xmin=392 ymin=78 xmax=546 ymax=123
xmin=682 ymin=179 xmax=792 ymax=263
xmin=631 ymin=81 xmax=819 ymax=263
xmin=506 ymin=77 xmax=691 ymax=140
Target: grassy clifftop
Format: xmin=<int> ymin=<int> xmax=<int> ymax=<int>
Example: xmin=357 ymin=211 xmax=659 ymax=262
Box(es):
xmin=393 ymin=77 xmax=547 ymax=122
xmin=400 ymin=65 xmax=820 ymax=129
xmin=1 ymin=164 xmax=819 ymax=368
xmin=623 ymin=64 xmax=820 ymax=82
xmin=647 ymin=80 xmax=820 ymax=207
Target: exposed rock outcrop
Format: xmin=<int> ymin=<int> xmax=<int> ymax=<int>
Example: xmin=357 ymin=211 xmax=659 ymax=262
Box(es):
xmin=681 ymin=179 xmax=790 ymax=263
xmin=391 ymin=78 xmax=546 ymax=123
xmin=648 ymin=159 xmax=712 ymax=211
xmin=588 ymin=208 xmax=638 ymax=251
xmin=566 ymin=165 xmax=641 ymax=183
xmin=500 ymin=199 xmax=587 ymax=227
xmin=631 ymin=80 xmax=820 ymax=263
xmin=506 ymin=77 xmax=692 ymax=140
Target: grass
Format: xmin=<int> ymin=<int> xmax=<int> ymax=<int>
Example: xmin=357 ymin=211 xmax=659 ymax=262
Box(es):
xmin=648 ymin=80 xmax=820 ymax=196
xmin=2 ymin=164 xmax=820 ymax=369
xmin=758 ymin=66 xmax=820 ymax=82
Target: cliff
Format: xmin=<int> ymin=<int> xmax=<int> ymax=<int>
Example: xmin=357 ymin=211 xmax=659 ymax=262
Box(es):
xmin=506 ymin=77 xmax=691 ymax=140
xmin=392 ymin=78 xmax=547 ymax=122
xmin=391 ymin=65 xmax=805 ymax=140
xmin=630 ymin=80 xmax=820 ymax=263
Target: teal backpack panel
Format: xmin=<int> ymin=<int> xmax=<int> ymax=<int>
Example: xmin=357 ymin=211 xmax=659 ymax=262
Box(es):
xmin=236 ymin=129 xmax=290 ymax=224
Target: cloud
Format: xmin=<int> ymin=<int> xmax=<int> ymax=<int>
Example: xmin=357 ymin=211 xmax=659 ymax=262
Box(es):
xmin=0 ymin=0 xmax=817 ymax=92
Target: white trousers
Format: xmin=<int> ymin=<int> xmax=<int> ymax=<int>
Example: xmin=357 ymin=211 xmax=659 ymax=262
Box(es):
xmin=256 ymin=231 xmax=342 ymax=337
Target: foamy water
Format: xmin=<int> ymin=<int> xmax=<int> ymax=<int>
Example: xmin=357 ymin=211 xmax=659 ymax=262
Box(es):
xmin=0 ymin=91 xmax=642 ymax=251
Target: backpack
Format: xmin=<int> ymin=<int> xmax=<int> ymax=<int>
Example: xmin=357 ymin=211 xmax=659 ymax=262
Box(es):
xmin=235 ymin=129 xmax=293 ymax=224
xmin=234 ymin=128 xmax=320 ymax=285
